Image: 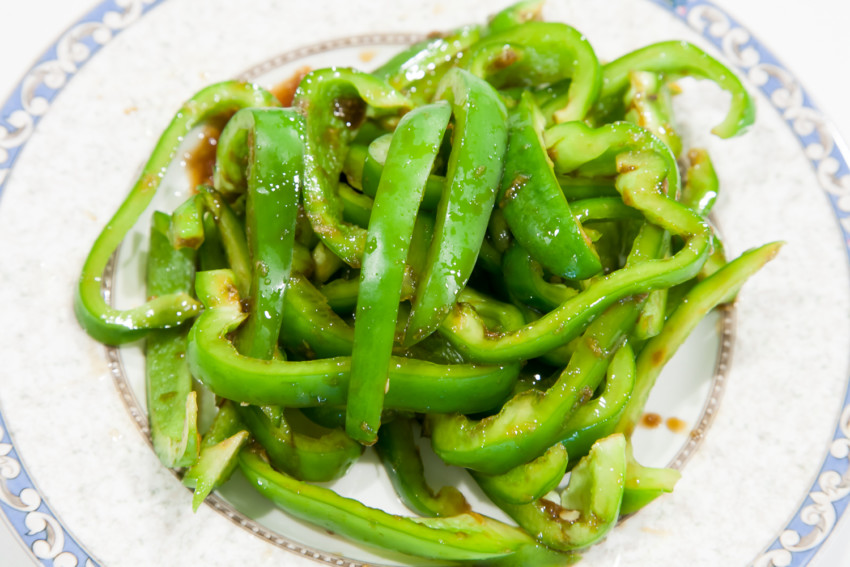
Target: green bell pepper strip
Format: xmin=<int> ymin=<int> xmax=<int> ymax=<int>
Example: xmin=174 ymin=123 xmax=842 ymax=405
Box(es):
xmin=360 ymin=134 xmax=446 ymax=212
xmin=455 ymin=287 xmax=527 ymax=333
xmin=342 ymin=143 xmax=367 ymax=190
xmin=214 ymin=108 xmax=305 ymax=360
xmin=499 ymin=197 xmax=640 ymax=312
xmin=311 ymin=241 xmax=345 ymax=283
xmin=74 ymin=81 xmax=279 ymax=345
xmin=560 ymin=343 xmax=635 ymax=467
xmin=498 ymin=92 xmax=601 ymax=279
xmin=680 ymin=149 xmax=724 ymax=288
xmin=486 ymin=0 xmax=545 ymax=34
xmin=557 ymin=176 xmax=619 ymax=201
xmin=438 ymin=151 xmax=711 ymax=363
xmin=623 ymin=70 xmax=683 ymax=158
xmin=198 ymin=186 xmax=252 ymax=296
xmin=145 ymin=212 xmax=199 ymax=469
xmin=239 ymin=448 xmax=573 ymax=563
xmin=430 ymin=296 xmax=641 ymax=474
xmin=339 ymin=182 xmax=373 ymax=228
xmin=317 ymin=277 xmax=360 ymax=314
xmin=372 ymin=25 xmax=483 ymax=105
xmin=168 ymin=193 xmax=205 ymax=250
xmin=616 ymin=240 xmax=782 ymax=437
xmin=187 ymin=270 xmax=519 ymax=413
xmin=546 ymin=120 xmax=681 ymax=197
xmin=486 ymin=208 xmax=512 ymax=254
xmin=682 ymin=148 xmax=719 ymax=216
xmin=279 ymin=274 xmax=355 ymax=359
xmin=237 ymin=405 xmax=362 ymax=482
xmin=621 ymin=71 xmax=684 ymax=335
xmin=476 ymin=236 xmax=504 ymax=275
xmin=183 ymin=400 xmax=249 ymax=512
xmin=347 ymin=102 xmax=452 ymax=444
xmin=502 ymin=243 xmax=578 ymax=312
xmin=405 ymin=68 xmax=509 ymax=346
xmin=619 ymin=441 xmax=681 ymax=516
xmin=293 ymin=68 xmax=412 ymax=267
xmin=198 ymin=213 xmax=228 ymax=271
xmin=633 ymin=231 xmax=671 ymax=341
xmin=570 ymin=197 xmax=644 ymax=224
xmin=465 ymin=21 xmax=601 ymax=123
xmin=486 ymin=434 xmax=626 ymax=552
xmin=472 ymin=443 xmax=568 ymax=506
xmin=597 ymin=41 xmax=755 ymax=139
xmin=375 ymin=417 xmax=470 ymax=517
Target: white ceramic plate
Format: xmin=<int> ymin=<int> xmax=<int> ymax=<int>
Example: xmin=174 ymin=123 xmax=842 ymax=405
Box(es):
xmin=1 ymin=1 xmax=849 ymax=566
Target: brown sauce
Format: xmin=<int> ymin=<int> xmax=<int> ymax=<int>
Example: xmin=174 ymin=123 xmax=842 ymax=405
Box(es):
xmin=666 ymin=417 xmax=688 ymax=434
xmin=640 ymin=412 xmax=662 ymax=429
xmin=271 ymin=65 xmax=312 ymax=107
xmin=184 ymin=125 xmax=221 ymax=190
xmin=358 ymin=50 xmax=377 ymax=63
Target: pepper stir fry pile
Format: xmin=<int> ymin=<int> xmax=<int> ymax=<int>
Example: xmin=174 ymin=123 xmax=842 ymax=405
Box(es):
xmin=74 ymin=1 xmax=780 ymax=563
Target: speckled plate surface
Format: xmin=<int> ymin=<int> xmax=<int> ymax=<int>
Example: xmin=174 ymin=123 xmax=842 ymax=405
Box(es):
xmin=1 ymin=1 xmax=849 ymax=566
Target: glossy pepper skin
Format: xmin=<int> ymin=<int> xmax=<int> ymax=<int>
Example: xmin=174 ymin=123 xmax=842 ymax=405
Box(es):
xmin=214 ymin=108 xmax=306 ymax=360
xmin=471 ymin=443 xmax=568 ymax=506
xmin=372 ymin=25 xmax=483 ymax=105
xmin=561 ymin=343 xmax=636 ymax=466
xmin=346 ymin=102 xmax=452 ymax=444
xmin=498 ymin=92 xmax=601 ymax=279
xmin=74 ymin=81 xmax=280 ymax=345
xmin=405 ymin=68 xmax=509 ymax=346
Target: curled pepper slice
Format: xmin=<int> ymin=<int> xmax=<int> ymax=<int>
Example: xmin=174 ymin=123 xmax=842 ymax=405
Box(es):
xmin=483 ymin=434 xmax=627 ymax=552
xmin=471 ymin=443 xmax=568 ymax=506
xmin=294 ymin=68 xmax=411 ymax=267
xmin=465 ymin=21 xmax=601 ymax=123
xmin=236 ymin=405 xmax=362 ymax=482
xmin=597 ymin=40 xmax=755 ymax=138
xmin=405 ymin=68 xmax=509 ymax=345
xmin=375 ymin=417 xmax=470 ymax=517
xmin=347 ymin=101 xmax=451 ymax=444
xmin=214 ymin=108 xmax=306 ymax=360
xmin=74 ymin=81 xmax=279 ymax=345
xmin=430 ymin=297 xmax=641 ymax=474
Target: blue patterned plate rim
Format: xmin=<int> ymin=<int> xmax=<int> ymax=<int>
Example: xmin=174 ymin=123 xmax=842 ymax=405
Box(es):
xmin=1 ymin=1 xmax=849 ymax=566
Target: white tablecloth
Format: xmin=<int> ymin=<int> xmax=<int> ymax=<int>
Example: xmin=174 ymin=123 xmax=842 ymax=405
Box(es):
xmin=2 ymin=1 xmax=849 ymax=565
